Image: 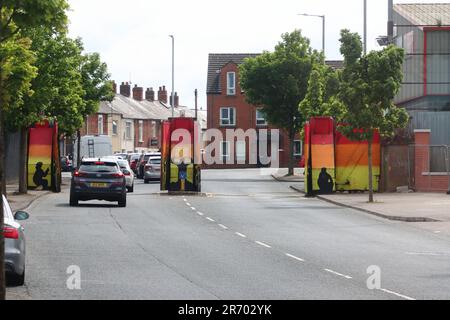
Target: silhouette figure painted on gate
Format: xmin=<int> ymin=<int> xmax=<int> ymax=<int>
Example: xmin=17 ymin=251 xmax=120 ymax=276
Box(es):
xmin=317 ymin=167 xmax=334 ymax=194
xmin=33 ymin=162 xmax=50 ymax=190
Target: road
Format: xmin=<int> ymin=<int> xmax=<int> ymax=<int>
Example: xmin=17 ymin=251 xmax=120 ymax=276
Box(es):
xmin=6 ymin=169 xmax=450 ymax=300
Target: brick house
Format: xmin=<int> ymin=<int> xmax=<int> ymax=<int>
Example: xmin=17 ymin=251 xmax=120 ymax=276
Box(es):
xmin=79 ymin=82 xmax=192 ymax=154
xmin=206 ymin=53 xmax=342 ymax=168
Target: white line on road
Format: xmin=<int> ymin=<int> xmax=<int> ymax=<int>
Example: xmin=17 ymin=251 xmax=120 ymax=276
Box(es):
xmin=324 ymin=269 xmax=352 ymax=279
xmin=235 ymin=232 xmax=247 ymax=238
xmin=191 ymin=207 xmax=196 ymax=211
xmin=255 ymin=241 xmax=272 ymax=248
xmin=186 ymin=202 xmax=191 ymax=206
xmin=206 ymin=217 xmax=215 ymax=222
xmin=285 ymin=253 xmax=305 ymax=262
xmin=197 ymin=211 xmax=204 ymax=216
xmin=183 ymin=199 xmax=187 ymax=202
xmin=379 ymin=288 xmax=415 ymax=300
xmin=218 ymin=224 xmax=228 ymax=230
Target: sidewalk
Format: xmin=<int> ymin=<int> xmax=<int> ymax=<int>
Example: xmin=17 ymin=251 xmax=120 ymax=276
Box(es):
xmin=271 ymin=168 xmax=304 ymax=182
xmin=290 ymin=184 xmax=450 ymax=223
xmin=5 ymin=173 xmax=72 ymax=212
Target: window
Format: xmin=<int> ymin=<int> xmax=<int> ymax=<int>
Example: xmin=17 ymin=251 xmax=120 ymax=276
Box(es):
xmin=293 ymin=140 xmax=303 ymax=157
xmin=236 ymin=141 xmax=246 ymax=162
xmin=98 ymin=115 xmax=103 ymax=135
xmin=125 ymin=121 xmax=132 ymax=140
xmin=138 ymin=120 xmax=144 ymax=142
xmin=220 ymin=141 xmax=230 ymax=160
xmin=112 ymin=121 xmax=118 ymax=135
xmin=152 ymin=121 xmax=157 ymax=137
xmin=256 ymin=109 xmax=267 ymax=126
xmin=227 ymin=72 xmax=236 ymax=95
xmin=220 ymin=107 xmax=236 ymax=126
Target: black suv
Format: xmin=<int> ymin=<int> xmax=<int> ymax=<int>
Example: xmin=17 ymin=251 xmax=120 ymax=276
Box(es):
xmin=70 ymin=158 xmax=127 ymax=207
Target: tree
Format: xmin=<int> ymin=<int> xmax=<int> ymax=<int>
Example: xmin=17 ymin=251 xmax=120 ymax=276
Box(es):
xmin=338 ymin=29 xmax=409 ymax=203
xmin=0 ymin=0 xmax=69 ymax=300
xmin=299 ymin=65 xmax=344 ymax=122
xmin=239 ymin=30 xmax=321 ymax=175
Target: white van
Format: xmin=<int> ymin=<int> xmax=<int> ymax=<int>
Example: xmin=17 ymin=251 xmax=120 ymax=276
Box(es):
xmin=73 ymin=135 xmax=113 ymax=167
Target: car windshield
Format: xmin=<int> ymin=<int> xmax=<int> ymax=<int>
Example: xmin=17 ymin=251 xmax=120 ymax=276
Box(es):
xmin=80 ymin=162 xmax=118 ymax=173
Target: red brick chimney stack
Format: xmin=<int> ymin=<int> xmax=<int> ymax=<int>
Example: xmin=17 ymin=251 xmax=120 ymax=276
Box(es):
xmin=120 ymin=82 xmax=131 ymax=97
xmin=158 ymin=86 xmax=168 ymax=104
xmin=112 ymin=81 xmax=117 ymax=94
xmin=145 ymin=87 xmax=155 ymax=101
xmin=132 ymin=84 xmax=144 ymax=101
xmin=170 ymin=92 xmax=180 ymax=107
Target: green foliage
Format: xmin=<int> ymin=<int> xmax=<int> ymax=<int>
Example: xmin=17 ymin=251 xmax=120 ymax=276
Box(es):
xmin=299 ymin=65 xmax=345 ymax=123
xmin=239 ymin=30 xmax=322 ymax=136
xmin=0 ymin=36 xmax=38 ymax=130
xmin=79 ymin=52 xmax=114 ymax=118
xmin=0 ymin=0 xmax=68 ymax=42
xmin=338 ymin=29 xmax=409 ymax=141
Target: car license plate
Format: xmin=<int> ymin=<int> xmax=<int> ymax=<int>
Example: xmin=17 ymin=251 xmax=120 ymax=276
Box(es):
xmin=91 ymin=182 xmax=108 ymax=188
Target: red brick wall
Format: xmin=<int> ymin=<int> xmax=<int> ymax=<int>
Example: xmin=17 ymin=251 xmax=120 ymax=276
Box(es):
xmin=206 ymin=62 xmax=301 ymax=168
xmin=134 ymin=119 xmax=160 ymax=149
xmin=80 ymin=114 xmax=108 ymax=136
xmin=414 ymin=130 xmax=449 ymax=192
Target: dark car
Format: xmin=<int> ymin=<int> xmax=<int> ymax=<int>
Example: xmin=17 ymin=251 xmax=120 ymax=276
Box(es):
xmin=137 ymin=152 xmax=161 ymax=179
xmin=70 ymin=158 xmax=127 ymax=207
xmin=127 ymin=153 xmax=141 ymax=175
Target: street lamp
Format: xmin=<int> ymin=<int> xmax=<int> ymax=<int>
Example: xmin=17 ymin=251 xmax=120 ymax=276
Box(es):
xmin=298 ymin=13 xmax=325 ymax=54
xmin=169 ymin=35 xmax=175 ymax=118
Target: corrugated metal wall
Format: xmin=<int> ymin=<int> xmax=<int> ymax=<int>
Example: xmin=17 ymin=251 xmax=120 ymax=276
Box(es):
xmin=409 ymin=111 xmax=450 ymax=145
xmin=5 ymin=131 xmax=21 ymax=184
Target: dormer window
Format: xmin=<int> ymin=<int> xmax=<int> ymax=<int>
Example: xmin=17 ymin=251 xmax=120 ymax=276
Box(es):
xmin=227 ymin=72 xmax=236 ymax=95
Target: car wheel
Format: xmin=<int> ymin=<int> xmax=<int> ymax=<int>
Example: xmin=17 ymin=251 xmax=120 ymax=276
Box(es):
xmin=129 ymin=184 xmax=134 ymax=193
xmin=9 ymin=269 xmax=25 ymax=286
xmin=118 ymin=194 xmax=127 ymax=207
xmin=69 ymin=190 xmax=78 ymax=207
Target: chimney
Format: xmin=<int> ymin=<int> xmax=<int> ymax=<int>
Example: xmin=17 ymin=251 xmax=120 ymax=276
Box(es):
xmin=112 ymin=81 xmax=117 ymax=94
xmin=132 ymin=84 xmax=144 ymax=101
xmin=158 ymin=86 xmax=168 ymax=104
xmin=119 ymin=82 xmax=131 ymax=97
xmin=170 ymin=92 xmax=180 ymax=107
xmin=145 ymin=87 xmax=155 ymax=101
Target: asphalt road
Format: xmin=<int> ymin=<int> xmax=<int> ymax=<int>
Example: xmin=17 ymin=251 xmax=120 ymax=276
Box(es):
xmin=6 ymin=169 xmax=450 ymax=300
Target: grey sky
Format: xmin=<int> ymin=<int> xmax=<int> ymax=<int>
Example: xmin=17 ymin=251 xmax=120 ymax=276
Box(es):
xmin=68 ymin=0 xmax=448 ymax=108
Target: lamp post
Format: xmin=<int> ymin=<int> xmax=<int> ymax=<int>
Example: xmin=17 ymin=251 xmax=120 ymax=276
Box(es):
xmin=364 ymin=0 xmax=367 ymax=54
xmin=169 ymin=35 xmax=175 ymax=118
xmin=298 ymin=13 xmax=325 ymax=54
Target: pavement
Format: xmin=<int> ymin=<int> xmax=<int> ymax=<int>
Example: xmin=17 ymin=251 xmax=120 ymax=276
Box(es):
xmin=6 ymin=169 xmax=450 ymax=300
xmin=270 ymin=168 xmax=304 ymax=182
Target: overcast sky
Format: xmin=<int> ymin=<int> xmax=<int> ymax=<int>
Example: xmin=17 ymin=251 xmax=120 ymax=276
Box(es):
xmin=68 ymin=0 xmax=448 ymax=108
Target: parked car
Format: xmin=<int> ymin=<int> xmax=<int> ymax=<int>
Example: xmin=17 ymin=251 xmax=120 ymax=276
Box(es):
xmin=144 ymin=156 xmax=161 ymax=183
xmin=60 ymin=156 xmax=72 ymax=172
xmin=3 ymin=195 xmax=29 ymax=286
xmin=127 ymin=153 xmax=141 ymax=174
xmin=137 ymin=152 xmax=161 ymax=179
xmin=114 ymin=153 xmax=128 ymax=160
xmin=70 ymin=158 xmax=127 ymax=207
xmin=117 ymin=159 xmax=134 ymax=193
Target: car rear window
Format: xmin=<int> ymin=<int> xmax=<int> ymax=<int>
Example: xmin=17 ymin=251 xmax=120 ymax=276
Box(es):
xmin=149 ymin=158 xmax=161 ymax=165
xmin=80 ymin=162 xmax=119 ymax=173
xmin=117 ymin=160 xmax=128 ymax=168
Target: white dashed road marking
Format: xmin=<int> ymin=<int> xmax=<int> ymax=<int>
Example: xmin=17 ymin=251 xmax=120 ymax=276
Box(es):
xmin=197 ymin=211 xmax=204 ymax=216
xmin=285 ymin=253 xmax=305 ymax=262
xmin=324 ymin=269 xmax=352 ymax=279
xmin=206 ymin=217 xmax=215 ymax=222
xmin=191 ymin=207 xmax=196 ymax=211
xmin=255 ymin=241 xmax=272 ymax=248
xmin=235 ymin=232 xmax=247 ymax=238
xmin=186 ymin=202 xmax=191 ymax=206
xmin=379 ymin=288 xmax=415 ymax=300
xmin=218 ymin=224 xmax=228 ymax=230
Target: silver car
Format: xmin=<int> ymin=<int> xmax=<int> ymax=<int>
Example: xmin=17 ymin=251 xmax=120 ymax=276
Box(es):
xmin=144 ymin=156 xmax=161 ymax=183
xmin=2 ymin=195 xmax=29 ymax=286
xmin=117 ymin=159 xmax=135 ymax=193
